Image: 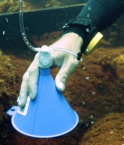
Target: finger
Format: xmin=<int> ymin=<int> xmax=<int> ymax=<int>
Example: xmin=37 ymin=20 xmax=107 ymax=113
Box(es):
xmin=55 ymin=56 xmax=79 ymax=92
xmin=50 ymin=51 xmax=65 ymax=68
xmin=17 ymin=71 xmax=29 ymax=107
xmin=28 ymin=65 xmax=39 ymax=100
xmin=26 ymin=53 xmax=39 ymax=100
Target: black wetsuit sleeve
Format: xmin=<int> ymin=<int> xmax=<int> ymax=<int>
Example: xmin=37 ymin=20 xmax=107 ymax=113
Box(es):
xmin=62 ymin=0 xmax=124 ymax=54
xmin=78 ymin=0 xmax=124 ymax=31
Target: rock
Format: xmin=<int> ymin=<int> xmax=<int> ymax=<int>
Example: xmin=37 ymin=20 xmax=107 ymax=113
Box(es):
xmin=80 ymin=113 xmax=124 ymax=145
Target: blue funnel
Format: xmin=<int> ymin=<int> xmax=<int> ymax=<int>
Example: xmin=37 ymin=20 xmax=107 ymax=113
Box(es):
xmin=7 ymin=68 xmax=79 ymax=138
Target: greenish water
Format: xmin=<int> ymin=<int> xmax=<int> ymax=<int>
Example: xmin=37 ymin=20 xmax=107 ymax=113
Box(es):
xmin=0 ymin=0 xmax=124 ymax=145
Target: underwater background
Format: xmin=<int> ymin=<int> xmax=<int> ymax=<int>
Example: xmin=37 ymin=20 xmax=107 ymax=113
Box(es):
xmin=0 ymin=0 xmax=124 ymax=145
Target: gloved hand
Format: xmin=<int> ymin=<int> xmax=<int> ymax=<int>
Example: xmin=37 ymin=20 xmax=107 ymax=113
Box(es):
xmin=17 ymin=33 xmax=83 ymax=107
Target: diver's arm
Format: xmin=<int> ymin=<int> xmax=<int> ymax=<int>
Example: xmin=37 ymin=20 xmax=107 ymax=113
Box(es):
xmin=78 ymin=0 xmax=124 ymax=31
xmin=17 ymin=0 xmax=124 ymax=107
xmin=62 ymin=0 xmax=124 ymax=54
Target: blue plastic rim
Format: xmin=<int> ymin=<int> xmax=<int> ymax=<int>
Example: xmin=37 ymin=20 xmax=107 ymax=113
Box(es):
xmin=7 ymin=68 xmax=79 ymax=138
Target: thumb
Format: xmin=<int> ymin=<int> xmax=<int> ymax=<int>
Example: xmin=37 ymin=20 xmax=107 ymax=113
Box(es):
xmin=55 ymin=56 xmax=79 ymax=92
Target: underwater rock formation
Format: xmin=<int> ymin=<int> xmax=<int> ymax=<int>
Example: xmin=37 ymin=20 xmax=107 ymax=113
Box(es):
xmin=80 ymin=113 xmax=124 ymax=145
xmin=0 ymin=49 xmax=16 ymax=112
xmin=0 ymin=49 xmax=16 ymax=144
xmin=0 ymin=49 xmax=31 ymax=145
xmin=26 ymin=0 xmax=83 ymax=7
xmin=0 ymin=0 xmax=19 ymax=13
xmin=0 ymin=0 xmax=83 ymax=13
xmin=0 ymin=0 xmax=39 ymax=13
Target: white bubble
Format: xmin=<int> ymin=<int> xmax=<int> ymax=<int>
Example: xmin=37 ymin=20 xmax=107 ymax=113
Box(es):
xmin=88 ymin=6 xmax=91 ymax=10
xmin=86 ymin=28 xmax=89 ymax=32
xmin=82 ymin=66 xmax=86 ymax=70
xmin=6 ymin=18 xmax=8 ymax=22
xmin=90 ymin=115 xmax=94 ymax=119
xmin=86 ymin=49 xmax=89 ymax=52
xmin=3 ymin=31 xmax=5 ymax=35
xmin=86 ymin=124 xmax=89 ymax=127
xmin=86 ymin=76 xmax=89 ymax=80
xmin=82 ymin=101 xmax=86 ymax=105
xmin=87 ymin=14 xmax=90 ymax=17
xmin=92 ymin=92 xmax=96 ymax=95
xmin=91 ymin=121 xmax=94 ymax=124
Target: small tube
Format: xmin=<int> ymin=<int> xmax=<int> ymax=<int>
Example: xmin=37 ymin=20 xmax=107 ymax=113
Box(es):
xmin=50 ymin=47 xmax=83 ymax=61
xmin=19 ymin=0 xmax=40 ymax=52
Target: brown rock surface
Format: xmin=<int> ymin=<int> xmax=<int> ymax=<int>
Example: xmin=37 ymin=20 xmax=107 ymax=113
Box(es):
xmin=80 ymin=113 xmax=124 ymax=145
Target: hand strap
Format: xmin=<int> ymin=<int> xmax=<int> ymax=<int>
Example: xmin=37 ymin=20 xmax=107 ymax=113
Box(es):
xmin=62 ymin=17 xmax=103 ymax=55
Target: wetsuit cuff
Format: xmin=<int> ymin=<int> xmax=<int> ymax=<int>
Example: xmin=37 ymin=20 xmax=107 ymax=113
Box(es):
xmin=62 ymin=17 xmax=103 ymax=55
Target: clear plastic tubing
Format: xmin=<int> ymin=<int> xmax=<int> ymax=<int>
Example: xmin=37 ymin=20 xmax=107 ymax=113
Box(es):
xmin=19 ymin=0 xmax=82 ymax=61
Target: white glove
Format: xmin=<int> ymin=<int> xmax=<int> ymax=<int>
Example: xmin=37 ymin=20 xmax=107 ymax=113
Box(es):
xmin=17 ymin=33 xmax=83 ymax=107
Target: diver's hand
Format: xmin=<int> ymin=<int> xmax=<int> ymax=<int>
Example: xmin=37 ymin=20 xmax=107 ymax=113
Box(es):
xmin=50 ymin=33 xmax=83 ymax=91
xmin=17 ymin=33 xmax=83 ymax=107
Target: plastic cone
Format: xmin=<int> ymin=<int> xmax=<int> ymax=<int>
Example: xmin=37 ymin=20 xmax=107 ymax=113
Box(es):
xmin=7 ymin=68 xmax=79 ymax=138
